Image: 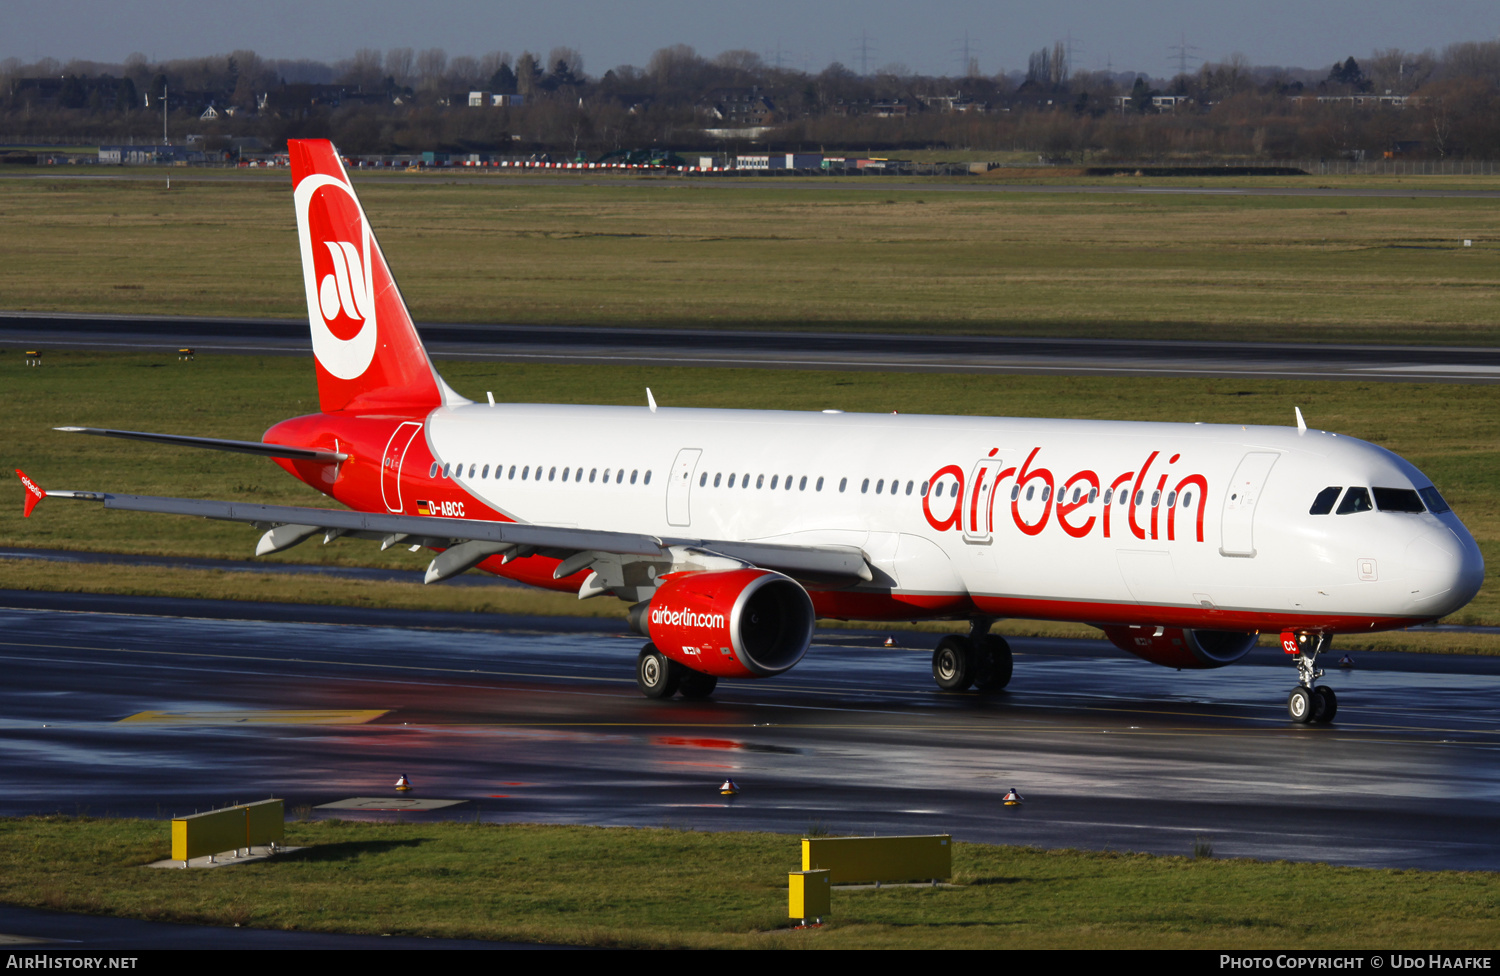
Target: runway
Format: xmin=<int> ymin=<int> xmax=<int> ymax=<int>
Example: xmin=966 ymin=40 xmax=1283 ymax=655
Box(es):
xmin=3 ymin=593 xmax=1498 ymax=872
xmin=6 ymin=311 xmax=1500 ymax=383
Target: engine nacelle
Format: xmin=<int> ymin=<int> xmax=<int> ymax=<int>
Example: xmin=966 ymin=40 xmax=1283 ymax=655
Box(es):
xmin=629 ymin=568 xmax=815 ymax=678
xmin=1101 ymin=626 xmax=1258 ymax=670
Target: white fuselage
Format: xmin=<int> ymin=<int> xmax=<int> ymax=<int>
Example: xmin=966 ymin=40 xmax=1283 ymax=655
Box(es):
xmin=421 ymin=403 xmax=1483 ymax=631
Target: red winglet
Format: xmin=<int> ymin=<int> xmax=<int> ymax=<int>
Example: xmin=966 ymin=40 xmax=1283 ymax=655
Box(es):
xmin=15 ymin=469 xmax=45 ymax=518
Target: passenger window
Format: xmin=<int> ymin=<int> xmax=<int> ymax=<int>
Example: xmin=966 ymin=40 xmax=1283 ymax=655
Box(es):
xmin=842 ymin=477 xmax=850 ymax=493
xmin=644 ymin=471 xmax=652 ymax=485
xmin=1088 ymin=488 xmax=1097 ymax=503
xmin=1336 ymin=487 xmax=1372 ymax=514
xmin=590 ymin=468 xmax=597 ymax=483
xmin=548 ymin=467 xmax=557 ymax=481
xmin=429 ymin=462 xmax=439 ymax=478
xmin=1182 ymin=492 xmax=1193 ymax=508
xmin=1025 ymin=486 xmax=1034 ymax=501
xmin=1150 ymin=490 xmax=1159 ymax=507
xmin=521 ymin=466 xmax=529 ymax=480
xmin=1167 ymin=491 xmax=1176 ymax=507
xmin=743 ymin=473 xmax=751 ymax=488
xmin=728 ymin=474 xmax=736 ymax=488
xmin=1419 ymin=486 xmax=1451 ymax=514
xmin=1373 ymin=487 xmax=1425 ymax=513
xmin=785 ymin=475 xmax=793 ymax=490
xmin=481 ymin=465 xmax=490 ymax=479
xmin=1042 ymin=486 xmax=1051 ymax=502
xmin=442 ymin=462 xmax=451 ymax=478
xmin=920 ymin=481 xmax=928 ymax=496
xmin=509 ymin=465 xmax=516 ymax=479
xmin=1010 ymin=485 xmax=1019 ymax=501
xmin=1103 ymin=488 xmax=1113 ymax=505
xmin=714 ymin=473 xmax=722 ymax=488
xmin=562 ymin=468 xmax=570 ymax=482
xmin=700 ymin=472 xmax=707 ymax=487
xmin=799 ymin=476 xmax=807 ymax=490
xmin=771 ymin=475 xmax=779 ymax=489
xmin=1309 ymin=486 xmax=1342 ymax=515
xmin=817 ymin=476 xmax=824 ymax=491
xmin=469 ymin=464 xmax=476 ymax=478
xmin=862 ymin=478 xmax=870 ymax=494
xmin=876 ymin=479 xmax=885 ymax=494
xmin=757 ymin=474 xmax=765 ymax=489
xmin=631 ymin=470 xmax=638 ymax=484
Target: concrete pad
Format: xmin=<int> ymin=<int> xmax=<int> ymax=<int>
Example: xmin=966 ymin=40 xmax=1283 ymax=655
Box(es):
xmin=146 ymin=844 xmax=305 ymax=869
xmin=317 ymin=796 xmax=467 ymax=812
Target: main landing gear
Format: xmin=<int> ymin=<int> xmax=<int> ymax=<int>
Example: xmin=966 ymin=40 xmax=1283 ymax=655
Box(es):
xmin=931 ymin=617 xmax=1013 ymax=693
xmin=636 ymin=643 xmax=718 ymax=700
xmin=1283 ymin=631 xmax=1338 ymax=725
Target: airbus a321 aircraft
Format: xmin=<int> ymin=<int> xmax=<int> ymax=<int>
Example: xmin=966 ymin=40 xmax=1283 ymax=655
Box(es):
xmin=16 ymin=139 xmax=1485 ymax=724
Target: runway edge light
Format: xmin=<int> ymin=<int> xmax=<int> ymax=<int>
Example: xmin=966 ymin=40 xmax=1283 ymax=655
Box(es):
xmin=395 ymin=775 xmax=412 ymax=792
xmin=1003 ymin=788 xmax=1024 ymax=807
xmin=719 ymin=778 xmax=738 ymax=795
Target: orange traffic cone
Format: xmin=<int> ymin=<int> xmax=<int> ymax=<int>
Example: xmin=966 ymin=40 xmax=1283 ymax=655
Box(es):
xmin=719 ymin=779 xmax=739 ymax=796
xmin=1003 ymin=788 xmax=1023 ymax=807
xmin=395 ymin=775 xmax=412 ymax=792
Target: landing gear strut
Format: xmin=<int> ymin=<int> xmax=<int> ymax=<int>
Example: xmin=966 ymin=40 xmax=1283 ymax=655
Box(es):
xmin=931 ymin=618 xmax=1013 ymax=693
xmin=1283 ymin=631 xmax=1337 ymax=724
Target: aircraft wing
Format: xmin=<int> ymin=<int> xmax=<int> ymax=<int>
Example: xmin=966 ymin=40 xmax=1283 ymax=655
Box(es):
xmin=54 ymin=427 xmax=348 ymax=463
xmin=26 ymin=484 xmax=873 ymax=589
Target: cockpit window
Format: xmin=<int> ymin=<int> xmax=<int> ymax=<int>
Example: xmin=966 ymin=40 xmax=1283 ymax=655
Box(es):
xmin=1309 ymin=486 xmax=1342 ymax=515
xmin=1373 ymin=487 xmax=1425 ymax=513
xmin=1335 ymin=486 xmax=1372 ymax=515
xmin=1419 ymin=486 xmax=1451 ymax=514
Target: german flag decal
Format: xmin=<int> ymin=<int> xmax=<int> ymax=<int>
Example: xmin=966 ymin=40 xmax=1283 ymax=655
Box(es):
xmin=416 ymin=500 xmax=432 ymax=516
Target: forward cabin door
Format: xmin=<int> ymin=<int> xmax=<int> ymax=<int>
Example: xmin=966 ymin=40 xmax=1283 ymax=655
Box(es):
xmin=666 ymin=448 xmax=702 ymax=527
xmin=1219 ymin=452 xmax=1279 ymax=557
xmin=380 ymin=421 xmax=423 ymax=513
xmin=963 ymin=455 xmax=1004 ymax=543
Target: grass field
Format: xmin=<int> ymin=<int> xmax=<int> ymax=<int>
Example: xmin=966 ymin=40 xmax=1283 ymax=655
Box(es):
xmin=2 ymin=171 xmax=1499 ymax=343
xmin=1 ymin=352 xmax=1497 ymax=646
xmin=2 ymin=817 xmax=1496 ymax=948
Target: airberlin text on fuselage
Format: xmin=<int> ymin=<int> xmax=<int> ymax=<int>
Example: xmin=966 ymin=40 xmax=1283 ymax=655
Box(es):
xmin=924 ymin=447 xmax=1210 ymax=543
xmin=650 ymin=606 xmax=727 ymax=630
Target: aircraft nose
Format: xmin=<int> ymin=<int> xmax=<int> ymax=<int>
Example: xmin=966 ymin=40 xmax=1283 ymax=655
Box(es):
xmin=1404 ymin=521 xmax=1485 ymax=615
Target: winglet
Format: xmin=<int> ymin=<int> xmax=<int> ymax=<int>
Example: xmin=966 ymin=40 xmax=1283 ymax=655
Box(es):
xmin=1294 ymin=406 xmax=1307 ymax=434
xmin=647 ymin=387 xmax=658 ymax=413
xmin=15 ymin=469 xmax=45 ymax=518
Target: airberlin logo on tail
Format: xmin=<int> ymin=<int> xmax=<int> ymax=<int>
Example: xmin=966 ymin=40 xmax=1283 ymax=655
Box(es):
xmin=651 ymin=606 xmax=727 ymax=630
xmin=294 ymin=173 xmax=379 ymax=381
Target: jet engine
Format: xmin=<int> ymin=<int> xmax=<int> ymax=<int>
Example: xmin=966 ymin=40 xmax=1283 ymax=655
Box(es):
xmin=628 ymin=568 xmax=815 ymax=678
xmin=1101 ymin=626 xmax=1259 ymax=670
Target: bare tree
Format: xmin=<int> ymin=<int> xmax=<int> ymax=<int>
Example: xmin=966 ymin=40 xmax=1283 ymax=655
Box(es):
xmin=516 ymin=52 xmax=539 ymax=96
xmin=385 ymin=48 xmax=414 ymax=86
xmin=448 ymin=55 xmax=481 ymax=89
xmin=479 ymin=51 xmax=512 ymax=83
xmin=339 ymin=48 xmax=384 ymax=90
xmin=416 ymin=48 xmax=448 ymax=90
xmin=548 ymin=47 xmax=585 ymax=80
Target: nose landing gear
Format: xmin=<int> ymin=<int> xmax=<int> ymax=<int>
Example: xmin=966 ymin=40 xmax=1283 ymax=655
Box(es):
xmin=1283 ymin=631 xmax=1337 ymax=724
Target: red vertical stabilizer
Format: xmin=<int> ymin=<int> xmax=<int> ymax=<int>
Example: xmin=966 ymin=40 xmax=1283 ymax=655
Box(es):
xmin=288 ymin=140 xmax=453 ymax=414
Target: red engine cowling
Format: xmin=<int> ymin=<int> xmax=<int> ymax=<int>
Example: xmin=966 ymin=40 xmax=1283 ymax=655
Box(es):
xmin=1101 ymin=626 xmax=1258 ymax=670
xmin=631 ymin=568 xmax=815 ymax=678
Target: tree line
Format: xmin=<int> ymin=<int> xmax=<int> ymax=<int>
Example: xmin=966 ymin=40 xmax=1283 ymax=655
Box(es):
xmin=3 ymin=41 xmax=1500 ymax=159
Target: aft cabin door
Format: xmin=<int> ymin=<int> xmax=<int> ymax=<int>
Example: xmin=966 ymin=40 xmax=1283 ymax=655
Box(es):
xmin=380 ymin=422 xmax=423 ymax=514
xmin=1219 ymin=451 xmax=1279 ymax=557
xmin=666 ymin=448 xmax=702 ymax=527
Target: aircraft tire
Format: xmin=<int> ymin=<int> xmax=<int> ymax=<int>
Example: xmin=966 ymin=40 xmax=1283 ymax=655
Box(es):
xmin=677 ymin=669 xmax=719 ymax=700
xmin=1312 ymin=685 xmax=1338 ymax=724
xmin=1287 ymin=686 xmax=1314 ymax=724
xmin=932 ymin=636 xmax=976 ymax=692
xmin=973 ymin=635 xmax=1014 ymax=692
xmin=637 ymin=644 xmax=681 ymax=699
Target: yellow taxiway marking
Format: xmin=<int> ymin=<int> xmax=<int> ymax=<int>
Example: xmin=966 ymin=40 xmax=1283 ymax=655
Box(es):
xmin=118 ymin=709 xmax=388 ymax=726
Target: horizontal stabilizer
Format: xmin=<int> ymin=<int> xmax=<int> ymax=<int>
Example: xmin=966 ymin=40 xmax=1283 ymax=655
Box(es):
xmin=55 ymin=427 xmax=348 ymax=463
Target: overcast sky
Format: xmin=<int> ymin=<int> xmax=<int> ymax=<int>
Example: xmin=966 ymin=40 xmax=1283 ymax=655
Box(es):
xmin=7 ymin=0 xmax=1498 ymax=78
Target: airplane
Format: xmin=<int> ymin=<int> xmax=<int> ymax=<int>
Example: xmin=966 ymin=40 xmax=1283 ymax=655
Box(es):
xmin=15 ymin=139 xmax=1485 ymax=723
